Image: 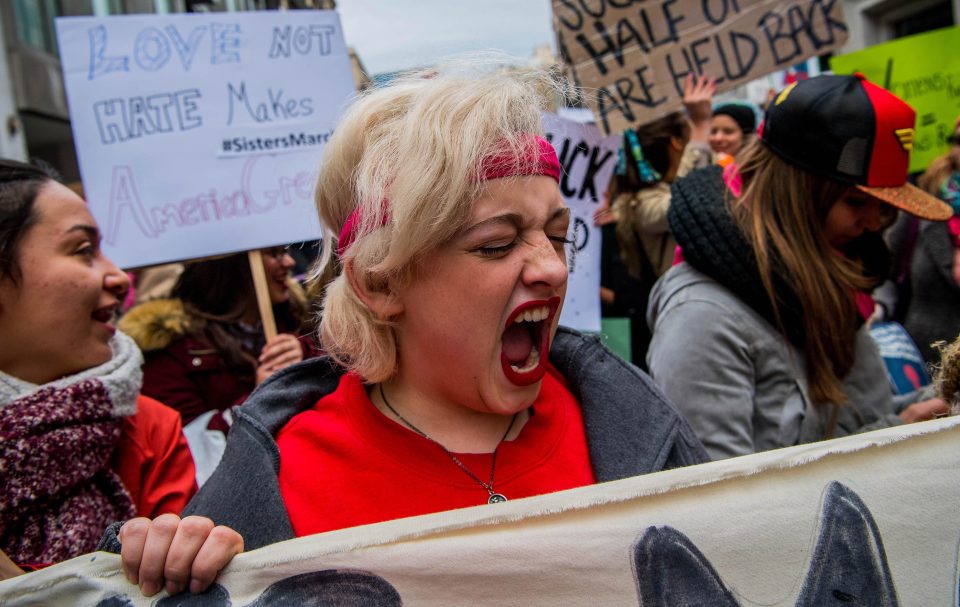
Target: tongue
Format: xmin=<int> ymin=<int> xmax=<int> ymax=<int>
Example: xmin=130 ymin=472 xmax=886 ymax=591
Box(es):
xmin=502 ymin=323 xmax=533 ymax=365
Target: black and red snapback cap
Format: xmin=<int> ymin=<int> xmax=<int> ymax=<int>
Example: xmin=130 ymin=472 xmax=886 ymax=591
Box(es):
xmin=761 ymin=73 xmax=951 ymax=221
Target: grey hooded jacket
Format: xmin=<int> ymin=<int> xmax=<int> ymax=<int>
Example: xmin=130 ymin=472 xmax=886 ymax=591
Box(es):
xmin=101 ymin=327 xmax=707 ymax=552
xmin=647 ymin=262 xmax=907 ymax=461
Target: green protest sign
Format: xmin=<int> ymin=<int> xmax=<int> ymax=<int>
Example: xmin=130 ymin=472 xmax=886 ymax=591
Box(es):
xmin=831 ymin=26 xmax=960 ymax=173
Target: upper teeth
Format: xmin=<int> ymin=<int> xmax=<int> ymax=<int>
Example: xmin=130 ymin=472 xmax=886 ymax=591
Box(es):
xmin=514 ymin=306 xmax=549 ymax=323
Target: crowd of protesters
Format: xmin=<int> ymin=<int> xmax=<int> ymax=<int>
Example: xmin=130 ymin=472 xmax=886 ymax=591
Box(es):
xmin=1 ymin=58 xmax=958 ymax=596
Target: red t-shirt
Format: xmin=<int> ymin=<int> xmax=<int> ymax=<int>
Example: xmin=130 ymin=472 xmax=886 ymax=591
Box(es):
xmin=277 ymin=364 xmax=596 ymax=536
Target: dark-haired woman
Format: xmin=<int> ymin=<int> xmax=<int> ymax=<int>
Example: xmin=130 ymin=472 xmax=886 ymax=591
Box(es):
xmin=611 ymin=75 xmax=715 ymax=281
xmin=120 ymin=251 xmax=317 ymax=481
xmin=709 ymin=103 xmax=756 ymax=163
xmin=647 ymin=75 xmax=950 ymax=460
xmin=607 ymin=75 xmax=714 ymax=365
xmin=0 ymin=158 xmax=195 ymax=575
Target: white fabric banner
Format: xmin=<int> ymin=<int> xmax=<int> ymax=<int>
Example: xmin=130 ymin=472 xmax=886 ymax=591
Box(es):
xmin=543 ymin=112 xmax=619 ymax=334
xmin=55 ymin=11 xmax=355 ymax=268
xmin=3 ymin=417 xmax=958 ymax=605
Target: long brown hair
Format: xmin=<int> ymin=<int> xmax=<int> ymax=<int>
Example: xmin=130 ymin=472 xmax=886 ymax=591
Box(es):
xmin=731 ymin=141 xmax=876 ymax=407
xmin=609 ymin=112 xmax=689 ymax=199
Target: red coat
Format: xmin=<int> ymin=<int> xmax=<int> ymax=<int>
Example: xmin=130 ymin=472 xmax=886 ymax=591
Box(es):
xmin=139 ymin=334 xmax=254 ymax=425
xmin=113 ymin=395 xmax=197 ymax=517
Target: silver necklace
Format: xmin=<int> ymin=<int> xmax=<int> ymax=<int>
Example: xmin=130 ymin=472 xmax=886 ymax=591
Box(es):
xmin=378 ymin=384 xmax=517 ymax=504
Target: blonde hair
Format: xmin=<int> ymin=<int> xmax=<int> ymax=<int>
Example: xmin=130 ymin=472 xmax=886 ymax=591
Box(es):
xmin=314 ymin=61 xmax=560 ymax=382
xmin=732 ymin=141 xmax=874 ymax=411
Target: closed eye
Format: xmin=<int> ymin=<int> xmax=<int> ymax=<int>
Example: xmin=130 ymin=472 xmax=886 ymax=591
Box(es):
xmin=476 ymin=241 xmax=516 ymax=257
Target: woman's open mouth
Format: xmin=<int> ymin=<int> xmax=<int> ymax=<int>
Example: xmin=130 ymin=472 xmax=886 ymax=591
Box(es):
xmin=91 ymin=304 xmax=118 ymax=333
xmin=500 ymin=297 xmax=561 ymax=386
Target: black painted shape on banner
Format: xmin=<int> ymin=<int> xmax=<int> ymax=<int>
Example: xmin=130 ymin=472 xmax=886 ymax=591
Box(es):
xmin=630 ymin=482 xmax=899 ymax=606
xmin=244 ymin=570 xmax=402 ymax=606
xmin=95 ymin=596 xmax=134 ymax=607
xmin=795 ymin=481 xmax=899 ymax=606
xmin=631 ymin=525 xmax=739 ymax=606
xmin=157 ymin=583 xmax=231 ymax=606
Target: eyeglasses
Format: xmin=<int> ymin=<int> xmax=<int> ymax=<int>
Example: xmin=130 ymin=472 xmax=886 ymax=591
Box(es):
xmin=947 ymin=134 xmax=960 ymax=146
xmin=262 ymin=246 xmax=291 ymax=261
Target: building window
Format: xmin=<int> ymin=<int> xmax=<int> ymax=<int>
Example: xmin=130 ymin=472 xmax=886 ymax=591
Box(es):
xmin=892 ymin=2 xmax=954 ymax=38
xmin=12 ymin=0 xmax=94 ymax=54
xmin=13 ymin=0 xmax=54 ymax=51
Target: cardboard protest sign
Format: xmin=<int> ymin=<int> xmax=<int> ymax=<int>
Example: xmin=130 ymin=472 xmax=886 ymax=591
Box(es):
xmin=831 ymin=26 xmax=960 ymax=173
xmin=543 ymin=112 xmax=620 ymax=333
xmin=3 ymin=417 xmax=958 ymax=605
xmin=55 ymin=12 xmax=355 ymax=268
xmin=553 ymin=0 xmax=849 ymax=134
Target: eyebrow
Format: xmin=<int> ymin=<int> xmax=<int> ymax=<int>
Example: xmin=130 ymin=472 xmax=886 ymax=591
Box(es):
xmin=462 ymin=207 xmax=571 ymax=236
xmin=65 ymin=224 xmax=100 ymax=239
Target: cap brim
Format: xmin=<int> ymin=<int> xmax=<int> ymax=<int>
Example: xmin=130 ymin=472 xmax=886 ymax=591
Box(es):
xmin=856 ymin=182 xmax=952 ymax=221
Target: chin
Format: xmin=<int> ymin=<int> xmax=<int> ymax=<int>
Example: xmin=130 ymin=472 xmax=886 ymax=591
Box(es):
xmin=87 ymin=344 xmax=114 ymax=368
xmin=491 ymin=377 xmax=542 ymax=414
xmin=58 ymin=352 xmax=111 ymax=380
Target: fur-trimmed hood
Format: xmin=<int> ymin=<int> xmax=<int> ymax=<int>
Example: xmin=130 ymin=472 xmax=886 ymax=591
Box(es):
xmin=118 ymin=299 xmax=193 ymax=353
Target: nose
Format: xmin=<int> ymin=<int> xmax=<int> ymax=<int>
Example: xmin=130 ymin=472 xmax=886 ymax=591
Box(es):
xmin=520 ymin=234 xmax=568 ymax=290
xmin=281 ymin=252 xmax=295 ymax=270
xmin=860 ymin=200 xmax=885 ymax=233
xmin=103 ymin=258 xmax=130 ymax=298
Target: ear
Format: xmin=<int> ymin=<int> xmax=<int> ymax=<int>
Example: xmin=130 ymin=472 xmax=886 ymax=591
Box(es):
xmin=345 ymin=259 xmax=404 ymax=320
xmin=669 ymin=136 xmax=686 ymax=153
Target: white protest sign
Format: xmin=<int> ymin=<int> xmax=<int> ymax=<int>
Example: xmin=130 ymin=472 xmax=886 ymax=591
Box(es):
xmin=55 ymin=11 xmax=355 ymax=269
xmin=543 ymin=112 xmax=619 ymax=334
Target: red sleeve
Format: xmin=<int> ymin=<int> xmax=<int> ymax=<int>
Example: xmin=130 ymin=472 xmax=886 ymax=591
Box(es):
xmin=113 ymin=395 xmax=197 ymax=517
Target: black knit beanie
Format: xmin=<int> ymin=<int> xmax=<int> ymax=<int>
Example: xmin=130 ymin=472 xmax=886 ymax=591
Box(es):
xmin=712 ymin=104 xmax=756 ymax=135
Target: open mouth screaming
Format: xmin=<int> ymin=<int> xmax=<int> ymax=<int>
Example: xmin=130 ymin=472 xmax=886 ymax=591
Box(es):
xmin=500 ymin=297 xmax=560 ymax=386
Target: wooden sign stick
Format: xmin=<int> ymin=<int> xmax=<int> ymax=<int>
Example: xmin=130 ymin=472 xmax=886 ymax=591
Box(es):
xmin=248 ymin=249 xmax=278 ymax=341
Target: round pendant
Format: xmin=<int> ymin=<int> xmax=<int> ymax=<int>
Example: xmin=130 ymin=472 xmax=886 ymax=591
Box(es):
xmin=488 ymin=493 xmax=507 ymax=504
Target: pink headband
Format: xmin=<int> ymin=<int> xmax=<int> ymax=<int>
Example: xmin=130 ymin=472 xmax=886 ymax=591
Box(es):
xmin=336 ymin=135 xmax=561 ymax=258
